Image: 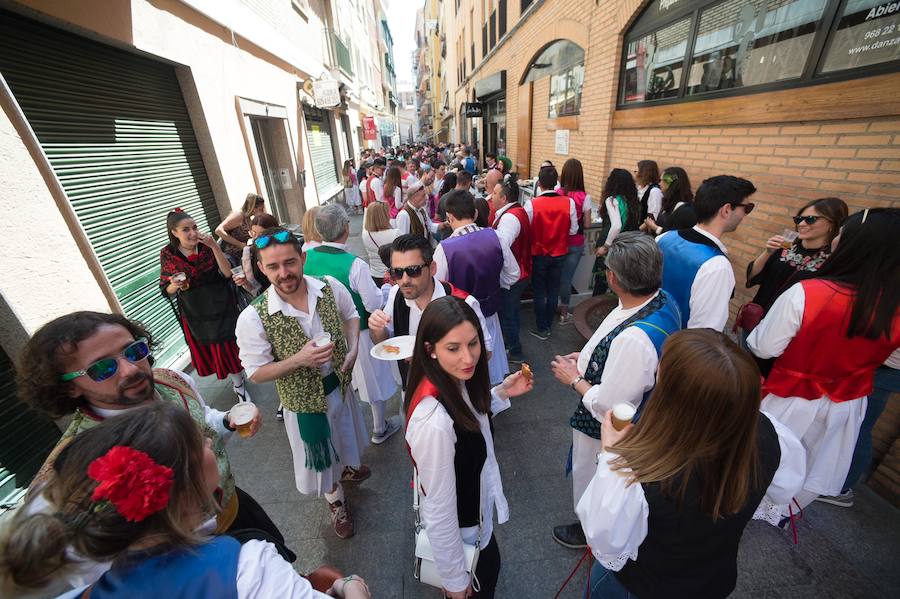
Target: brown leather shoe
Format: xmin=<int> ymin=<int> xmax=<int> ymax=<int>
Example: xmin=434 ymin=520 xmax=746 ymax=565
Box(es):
xmin=329 ymin=499 xmax=355 ymax=539
xmin=340 ymin=464 xmax=372 ymax=483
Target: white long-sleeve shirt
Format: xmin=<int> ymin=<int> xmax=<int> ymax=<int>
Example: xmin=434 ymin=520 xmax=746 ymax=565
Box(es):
xmin=317 ymin=241 xmax=383 ymax=313
xmin=433 ymin=224 xmax=519 ymax=290
xmin=524 ymin=191 xmax=579 ymax=235
xmin=406 ymin=386 xmax=511 ymax=593
xmin=575 ymin=292 xmax=661 ymax=419
xmin=491 ymin=203 xmax=521 ymax=248
xmin=395 ymin=205 xmax=440 ymax=237
xmin=638 ymin=184 xmax=663 ymax=219
xmin=576 ymin=413 xmax=805 ymax=571
xmin=657 ymin=226 xmax=734 ymax=330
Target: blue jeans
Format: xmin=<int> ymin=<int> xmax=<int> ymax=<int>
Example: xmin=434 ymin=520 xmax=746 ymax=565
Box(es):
xmin=560 ymin=244 xmax=585 ymax=309
xmin=584 ymin=562 xmax=635 ymax=599
xmin=500 ymin=278 xmax=529 ymax=356
xmin=842 ymin=365 xmax=900 ymax=490
xmin=532 ymin=254 xmax=565 ymax=332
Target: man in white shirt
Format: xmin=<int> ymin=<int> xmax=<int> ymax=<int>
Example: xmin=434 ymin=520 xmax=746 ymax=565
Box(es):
xmin=549 ymin=232 xmax=682 ymax=549
xmin=365 ymin=157 xmax=386 ymax=206
xmin=657 ymin=175 xmax=756 ymax=330
xmin=235 ymin=228 xmax=370 ymax=539
xmin=395 ymin=179 xmax=440 ymax=246
xmin=369 ymin=234 xmax=492 ymax=389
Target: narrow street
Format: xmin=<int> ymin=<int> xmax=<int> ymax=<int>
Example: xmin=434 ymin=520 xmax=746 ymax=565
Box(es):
xmin=191 ymin=215 xmax=900 ymax=599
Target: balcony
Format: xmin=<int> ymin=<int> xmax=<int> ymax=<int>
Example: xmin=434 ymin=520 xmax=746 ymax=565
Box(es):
xmin=332 ymin=32 xmax=353 ymax=77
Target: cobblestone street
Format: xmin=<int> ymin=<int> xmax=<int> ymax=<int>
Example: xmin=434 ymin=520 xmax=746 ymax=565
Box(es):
xmin=191 ymin=216 xmax=900 ymax=599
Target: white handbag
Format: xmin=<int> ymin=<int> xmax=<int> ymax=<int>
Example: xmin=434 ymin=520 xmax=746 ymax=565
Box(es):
xmin=412 ymin=468 xmax=481 ymax=592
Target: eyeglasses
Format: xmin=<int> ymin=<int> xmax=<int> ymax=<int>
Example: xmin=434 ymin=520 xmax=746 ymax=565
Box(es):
xmin=793 ymin=215 xmax=825 ymax=226
xmin=254 ymin=230 xmax=292 ymax=249
xmin=733 ymin=202 xmax=755 ymax=214
xmin=388 ymin=264 xmax=429 ymax=279
xmin=61 ymin=338 xmax=151 ymax=382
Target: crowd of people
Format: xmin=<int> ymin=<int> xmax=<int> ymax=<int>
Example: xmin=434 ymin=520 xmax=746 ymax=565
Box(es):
xmin=0 ymin=140 xmax=897 ymax=599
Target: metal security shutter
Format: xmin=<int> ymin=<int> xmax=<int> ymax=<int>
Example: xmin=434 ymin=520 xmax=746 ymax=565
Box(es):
xmin=0 ymin=348 xmax=60 ymax=512
xmin=303 ymin=106 xmax=341 ymax=202
xmin=0 ymin=12 xmax=220 ymax=365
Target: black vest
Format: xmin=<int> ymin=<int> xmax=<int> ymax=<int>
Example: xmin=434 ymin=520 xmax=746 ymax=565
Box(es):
xmin=615 ymin=414 xmax=781 ymax=599
xmin=393 ymin=282 xmax=455 ymax=388
xmin=454 ymin=420 xmax=487 ymax=527
xmin=640 ymin=183 xmax=660 ymax=222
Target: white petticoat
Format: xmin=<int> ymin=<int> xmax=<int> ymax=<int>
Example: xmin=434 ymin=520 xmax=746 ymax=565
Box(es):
xmin=484 ymin=313 xmax=509 ymax=385
xmin=352 ymin=329 xmax=399 ymax=404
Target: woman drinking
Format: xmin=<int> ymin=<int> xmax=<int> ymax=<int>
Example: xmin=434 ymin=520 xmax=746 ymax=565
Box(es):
xmin=215 ymin=193 xmax=266 ymax=265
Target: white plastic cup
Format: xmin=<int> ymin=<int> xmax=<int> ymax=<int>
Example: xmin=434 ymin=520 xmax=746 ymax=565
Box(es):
xmin=313 ymin=332 xmax=332 ymax=347
xmin=171 ymin=272 xmax=187 ymax=284
xmin=611 ymin=403 xmax=636 ymax=431
xmin=781 ymin=229 xmax=799 ymax=249
xmin=231 ymin=265 xmax=245 ymax=278
xmin=229 ymin=402 xmax=258 ymax=439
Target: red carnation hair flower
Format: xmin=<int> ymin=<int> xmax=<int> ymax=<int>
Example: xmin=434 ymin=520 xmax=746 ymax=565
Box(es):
xmin=87 ymin=446 xmax=174 ymax=522
xmin=173 ymin=207 xmax=184 ymax=212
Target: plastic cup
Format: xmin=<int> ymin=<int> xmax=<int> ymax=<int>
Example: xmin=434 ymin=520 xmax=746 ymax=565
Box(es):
xmin=231 ymin=266 xmax=245 ymax=278
xmin=781 ymin=229 xmax=799 ymax=249
xmin=172 ymin=272 xmax=187 ymax=284
xmin=313 ymin=332 xmax=332 ymax=347
xmin=611 ymin=403 xmax=636 ymax=431
xmin=229 ymin=402 xmax=258 ymax=439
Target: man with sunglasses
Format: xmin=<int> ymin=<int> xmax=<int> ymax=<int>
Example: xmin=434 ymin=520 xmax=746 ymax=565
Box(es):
xmin=18 ymin=311 xmax=294 ymax=585
xmin=657 ymin=174 xmax=757 ymax=330
xmin=235 ymin=227 xmax=370 ymax=540
xmin=368 ymin=234 xmax=493 ymax=389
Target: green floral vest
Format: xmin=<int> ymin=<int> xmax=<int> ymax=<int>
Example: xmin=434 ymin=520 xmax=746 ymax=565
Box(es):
xmin=252 ymin=282 xmax=350 ymax=413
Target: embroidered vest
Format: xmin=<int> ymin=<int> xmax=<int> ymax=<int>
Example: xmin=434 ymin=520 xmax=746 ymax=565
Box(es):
xmin=764 ymin=280 xmax=900 ymax=402
xmin=304 ymin=246 xmax=370 ymax=330
xmin=570 ymin=292 xmax=681 ymax=439
xmin=531 ymin=194 xmax=570 ymax=257
xmin=493 ymin=205 xmax=532 ymax=281
xmin=252 ymin=283 xmax=350 ymax=413
xmin=88 ymin=536 xmax=240 ymax=599
xmin=658 ymin=230 xmax=725 ymax=327
xmin=441 ymin=228 xmax=503 ymax=317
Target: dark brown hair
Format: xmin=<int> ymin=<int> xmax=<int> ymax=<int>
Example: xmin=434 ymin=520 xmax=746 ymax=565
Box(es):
xmin=17 ymin=312 xmax=155 ymax=418
xmin=609 ymin=329 xmax=762 ymax=520
xmin=405 ymin=296 xmax=491 ymax=432
xmin=636 ymin=160 xmax=660 ymax=186
xmin=660 ymin=166 xmax=693 ymax=215
xmin=250 ymin=213 xmax=279 ymax=230
xmin=166 ymin=210 xmax=193 ymax=249
xmin=795 ymin=197 xmax=848 ymax=243
xmin=384 ymin=166 xmax=402 ymax=203
xmin=0 ymin=403 xmax=212 ymax=592
xmin=559 ymin=158 xmax=585 ymax=193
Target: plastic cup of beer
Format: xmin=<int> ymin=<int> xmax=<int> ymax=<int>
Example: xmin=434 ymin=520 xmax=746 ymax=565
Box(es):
xmin=781 ymin=229 xmax=799 ymax=249
xmin=172 ymin=272 xmax=187 ymax=284
xmin=313 ymin=332 xmax=332 ymax=347
xmin=231 ymin=265 xmax=245 ymax=278
xmin=229 ymin=402 xmax=258 ymax=439
xmin=611 ymin=403 xmax=636 ymax=431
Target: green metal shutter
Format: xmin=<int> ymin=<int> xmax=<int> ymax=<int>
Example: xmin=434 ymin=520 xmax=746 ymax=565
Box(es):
xmin=0 ymin=12 xmax=220 ymax=365
xmin=303 ymin=106 xmax=342 ymax=203
xmin=0 ymin=348 xmax=60 ymax=512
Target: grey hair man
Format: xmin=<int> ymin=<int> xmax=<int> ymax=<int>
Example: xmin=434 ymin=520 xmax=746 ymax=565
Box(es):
xmin=304 ymin=203 xmax=403 ymax=448
xmin=549 ymin=231 xmax=683 ymax=549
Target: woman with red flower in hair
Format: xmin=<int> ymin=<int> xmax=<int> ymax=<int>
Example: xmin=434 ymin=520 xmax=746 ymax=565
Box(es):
xmin=161 ymin=209 xmax=252 ymax=401
xmin=0 ymin=402 xmax=371 ymax=599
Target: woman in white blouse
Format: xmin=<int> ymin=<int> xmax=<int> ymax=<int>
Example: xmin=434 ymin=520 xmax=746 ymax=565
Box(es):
xmin=576 ymin=329 xmax=805 ymax=599
xmin=361 ymin=201 xmax=399 ymax=286
xmin=405 ymin=296 xmax=532 ymax=599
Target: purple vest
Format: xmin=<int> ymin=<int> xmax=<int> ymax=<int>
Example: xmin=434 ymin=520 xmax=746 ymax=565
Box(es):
xmin=442 ymin=228 xmax=503 ymax=316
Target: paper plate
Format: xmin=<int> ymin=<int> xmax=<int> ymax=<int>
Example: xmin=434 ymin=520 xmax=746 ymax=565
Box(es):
xmin=370 ymin=335 xmax=416 ymax=361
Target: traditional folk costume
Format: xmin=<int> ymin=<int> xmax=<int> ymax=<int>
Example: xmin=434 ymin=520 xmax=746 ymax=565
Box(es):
xmin=304 ymin=243 xmax=398 ymax=428
xmin=434 ymin=224 xmax=519 ymax=384
xmin=396 ymin=202 xmax=440 ymax=247
xmin=657 ymin=226 xmax=734 ymax=330
xmin=492 ymin=201 xmax=531 ymax=358
xmin=235 ymin=276 xmax=368 ymax=498
xmin=568 ymin=291 xmax=682 ymax=510
xmin=405 ymin=378 xmax=510 ymax=597
xmin=748 ymin=279 xmax=900 ymax=511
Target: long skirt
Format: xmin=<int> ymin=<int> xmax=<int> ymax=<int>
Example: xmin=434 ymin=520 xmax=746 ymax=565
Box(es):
xmin=485 ymin=313 xmax=509 ymax=385
xmin=283 ymin=385 xmax=369 ymax=497
xmin=344 ymin=186 xmax=361 ymax=208
xmin=352 ymin=329 xmax=398 ymax=404
xmin=181 ymin=315 xmax=242 ymax=379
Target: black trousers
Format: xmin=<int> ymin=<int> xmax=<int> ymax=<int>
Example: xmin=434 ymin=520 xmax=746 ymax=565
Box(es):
xmin=226 ymin=486 xmax=297 ymax=563
xmin=472 ymin=537 xmax=501 ymax=599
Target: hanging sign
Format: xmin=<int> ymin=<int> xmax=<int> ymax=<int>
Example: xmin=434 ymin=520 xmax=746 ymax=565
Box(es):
xmin=313 ymin=80 xmax=341 ymax=108
xmin=363 ymin=116 xmax=378 ymax=140
xmin=555 ymin=129 xmax=570 ymax=155
xmin=464 ymin=102 xmax=484 ymax=117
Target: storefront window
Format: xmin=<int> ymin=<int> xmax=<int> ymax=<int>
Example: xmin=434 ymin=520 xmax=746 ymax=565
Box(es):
xmin=819 ymin=0 xmax=900 ymax=73
xmin=622 ymin=18 xmax=692 ymax=104
xmin=686 ymin=0 xmax=828 ymax=96
xmin=549 ymin=64 xmax=584 ymax=117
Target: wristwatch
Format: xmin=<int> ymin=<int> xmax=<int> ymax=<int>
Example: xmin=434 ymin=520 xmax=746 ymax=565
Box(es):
xmin=570 ymin=375 xmax=584 ymax=390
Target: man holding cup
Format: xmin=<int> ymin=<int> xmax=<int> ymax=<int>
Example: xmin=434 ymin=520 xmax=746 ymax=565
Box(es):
xmin=549 ymin=232 xmax=682 ymax=550
xmin=235 ymin=227 xmax=370 ymax=539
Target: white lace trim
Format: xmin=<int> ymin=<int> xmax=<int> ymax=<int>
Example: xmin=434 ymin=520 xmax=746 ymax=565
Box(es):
xmin=597 ymin=548 xmax=638 ymax=572
xmin=753 ymin=500 xmax=785 ymax=526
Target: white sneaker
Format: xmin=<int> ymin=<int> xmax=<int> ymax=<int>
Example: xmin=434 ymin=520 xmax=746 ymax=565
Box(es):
xmin=559 ymin=313 xmax=575 ymax=325
xmin=233 ymin=384 xmax=252 ymax=403
xmin=371 ymin=415 xmax=401 ymax=444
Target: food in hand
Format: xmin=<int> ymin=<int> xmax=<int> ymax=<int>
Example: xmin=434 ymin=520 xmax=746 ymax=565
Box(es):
xmin=520 ymin=362 xmax=532 ymax=381
xmin=384 ymin=345 xmax=401 ymax=354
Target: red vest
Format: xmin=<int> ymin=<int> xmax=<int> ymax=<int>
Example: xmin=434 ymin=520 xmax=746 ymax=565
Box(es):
xmin=493 ymin=205 xmax=532 ymax=280
xmin=530 ymin=194 xmax=570 ymax=257
xmin=364 ymin=177 xmax=376 ymax=208
xmin=764 ymin=280 xmax=900 ymax=402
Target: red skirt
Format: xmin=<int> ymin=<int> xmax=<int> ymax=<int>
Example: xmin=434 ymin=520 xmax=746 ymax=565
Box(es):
xmin=181 ymin=315 xmax=243 ymax=379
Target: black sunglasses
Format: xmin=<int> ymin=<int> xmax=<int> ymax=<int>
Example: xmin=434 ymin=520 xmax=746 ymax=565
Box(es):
xmin=733 ymin=202 xmax=755 ymax=214
xmin=389 ymin=264 xmax=429 ymax=279
xmin=793 ymin=215 xmax=826 ymax=225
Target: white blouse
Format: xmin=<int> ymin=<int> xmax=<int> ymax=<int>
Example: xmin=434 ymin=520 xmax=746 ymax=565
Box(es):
xmin=405 ymin=386 xmax=510 ymax=593
xmin=362 ymin=226 xmax=400 ymax=278
xmin=575 ymin=413 xmax=806 ymax=571
xmin=637 ymin=184 xmax=663 ymax=219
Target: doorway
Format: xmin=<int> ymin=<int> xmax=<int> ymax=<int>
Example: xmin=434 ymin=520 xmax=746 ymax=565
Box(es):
xmin=250 ymin=117 xmax=289 ymax=223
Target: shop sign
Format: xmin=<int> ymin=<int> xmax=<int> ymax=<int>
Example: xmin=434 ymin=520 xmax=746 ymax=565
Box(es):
xmin=313 ymin=80 xmax=341 ymax=108
xmin=363 ymin=116 xmax=377 ymax=140
xmin=555 ymin=129 xmax=570 ymax=155
xmin=464 ymin=102 xmax=484 ymax=118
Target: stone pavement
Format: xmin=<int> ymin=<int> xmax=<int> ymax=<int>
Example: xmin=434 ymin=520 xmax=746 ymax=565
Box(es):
xmin=194 ymin=215 xmax=900 ymax=598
